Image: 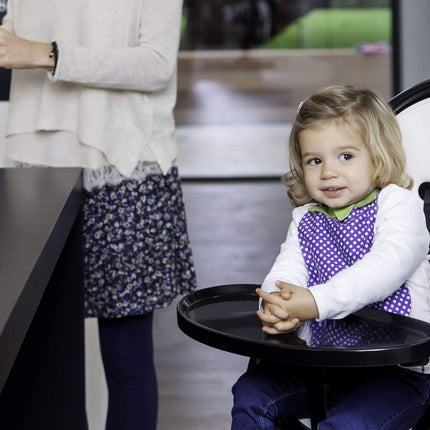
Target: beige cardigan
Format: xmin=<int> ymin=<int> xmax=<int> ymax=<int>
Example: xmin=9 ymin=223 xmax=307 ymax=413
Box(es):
xmin=3 ymin=0 xmax=183 ymax=176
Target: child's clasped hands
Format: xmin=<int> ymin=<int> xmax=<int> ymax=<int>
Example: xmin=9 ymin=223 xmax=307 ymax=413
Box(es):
xmin=256 ymin=281 xmax=319 ymax=335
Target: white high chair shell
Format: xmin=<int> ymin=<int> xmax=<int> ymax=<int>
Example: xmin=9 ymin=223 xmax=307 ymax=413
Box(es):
xmin=390 ymin=79 xmax=430 ymax=198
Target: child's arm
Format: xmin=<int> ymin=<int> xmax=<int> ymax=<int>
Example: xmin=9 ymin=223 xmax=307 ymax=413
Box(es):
xmin=256 ymin=206 xmax=312 ymax=335
xmin=256 ymin=282 xmax=318 ymax=335
xmin=260 ymin=205 xmax=310 ymax=296
xmin=310 ymin=185 xmax=429 ymax=321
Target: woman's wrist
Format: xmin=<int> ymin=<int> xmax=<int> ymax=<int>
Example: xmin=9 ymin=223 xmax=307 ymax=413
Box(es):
xmin=0 ymin=28 xmax=58 ymax=70
xmin=31 ymin=40 xmax=56 ymax=69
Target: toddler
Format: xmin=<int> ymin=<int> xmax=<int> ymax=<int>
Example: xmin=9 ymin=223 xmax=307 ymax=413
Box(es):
xmin=232 ymin=85 xmax=430 ymax=430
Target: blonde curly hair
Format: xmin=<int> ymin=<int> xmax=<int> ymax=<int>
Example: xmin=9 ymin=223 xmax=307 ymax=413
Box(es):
xmin=284 ymin=85 xmax=413 ymax=207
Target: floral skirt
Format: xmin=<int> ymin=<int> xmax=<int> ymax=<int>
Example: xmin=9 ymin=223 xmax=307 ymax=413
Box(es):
xmin=83 ymin=167 xmax=197 ymax=318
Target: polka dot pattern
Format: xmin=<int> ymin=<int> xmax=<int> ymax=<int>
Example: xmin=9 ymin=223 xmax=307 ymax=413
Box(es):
xmin=298 ymin=197 xmax=411 ymax=346
xmin=307 ymin=318 xmax=402 ymax=348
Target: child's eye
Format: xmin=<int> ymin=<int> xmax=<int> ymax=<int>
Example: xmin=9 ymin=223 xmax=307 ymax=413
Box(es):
xmin=305 ymin=158 xmax=321 ymax=166
xmin=340 ymin=153 xmax=353 ymax=161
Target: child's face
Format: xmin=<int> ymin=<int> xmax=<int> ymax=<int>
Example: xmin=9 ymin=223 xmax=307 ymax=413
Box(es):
xmin=299 ymin=122 xmax=376 ymax=208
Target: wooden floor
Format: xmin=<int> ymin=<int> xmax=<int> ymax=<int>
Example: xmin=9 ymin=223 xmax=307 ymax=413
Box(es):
xmin=175 ymin=49 xmax=392 ymax=126
xmin=155 ymin=180 xmax=293 ymax=430
xmin=173 ymin=49 xmax=392 ymax=180
xmin=85 ymin=49 xmax=392 ymax=430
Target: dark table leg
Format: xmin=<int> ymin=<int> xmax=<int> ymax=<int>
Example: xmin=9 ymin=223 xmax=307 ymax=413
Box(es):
xmin=0 ymin=216 xmax=88 ymax=429
xmin=307 ymin=367 xmax=330 ymax=430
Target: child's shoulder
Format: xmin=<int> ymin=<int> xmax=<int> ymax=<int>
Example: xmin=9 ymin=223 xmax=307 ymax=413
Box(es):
xmin=378 ymin=184 xmax=422 ymax=213
xmin=379 ymin=184 xmax=417 ymax=204
xmin=291 ymin=203 xmax=316 ymax=223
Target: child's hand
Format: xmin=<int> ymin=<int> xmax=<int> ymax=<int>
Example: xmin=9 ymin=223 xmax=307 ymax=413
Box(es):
xmin=256 ymin=285 xmax=301 ymax=335
xmin=256 ymin=282 xmax=319 ymax=335
xmin=273 ymin=281 xmax=319 ymax=321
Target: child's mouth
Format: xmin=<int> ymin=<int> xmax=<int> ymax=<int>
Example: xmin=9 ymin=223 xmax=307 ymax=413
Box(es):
xmin=321 ymin=187 xmax=345 ymax=198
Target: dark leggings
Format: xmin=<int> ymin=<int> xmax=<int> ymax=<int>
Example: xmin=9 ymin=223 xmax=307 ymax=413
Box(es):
xmin=98 ymin=312 xmax=157 ymax=430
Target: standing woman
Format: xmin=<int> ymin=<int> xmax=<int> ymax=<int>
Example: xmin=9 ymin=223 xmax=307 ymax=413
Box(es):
xmin=0 ymin=1 xmax=196 ymax=429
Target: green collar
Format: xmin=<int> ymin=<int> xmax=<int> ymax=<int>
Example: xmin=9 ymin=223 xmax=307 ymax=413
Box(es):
xmin=309 ymin=189 xmax=378 ymax=221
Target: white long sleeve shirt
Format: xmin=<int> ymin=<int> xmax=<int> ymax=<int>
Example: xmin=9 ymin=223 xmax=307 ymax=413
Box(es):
xmin=2 ymin=0 xmax=183 ymax=177
xmin=262 ymin=184 xmax=430 ymax=324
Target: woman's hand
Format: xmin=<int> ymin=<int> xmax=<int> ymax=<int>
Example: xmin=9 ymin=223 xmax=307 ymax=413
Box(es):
xmin=0 ymin=27 xmax=54 ymax=69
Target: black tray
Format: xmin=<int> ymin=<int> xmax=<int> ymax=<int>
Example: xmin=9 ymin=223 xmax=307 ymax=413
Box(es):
xmin=177 ymin=284 xmax=430 ymax=367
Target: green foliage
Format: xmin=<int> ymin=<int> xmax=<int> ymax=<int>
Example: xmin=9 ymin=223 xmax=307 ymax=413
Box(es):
xmin=181 ymin=16 xmax=187 ymax=39
xmin=261 ymin=8 xmax=391 ymax=49
xmin=330 ymin=0 xmax=390 ymax=7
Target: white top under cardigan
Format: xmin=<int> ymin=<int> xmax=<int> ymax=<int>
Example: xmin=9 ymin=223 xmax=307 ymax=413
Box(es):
xmin=262 ymin=184 xmax=430 ymax=325
xmin=2 ymin=0 xmax=183 ymax=178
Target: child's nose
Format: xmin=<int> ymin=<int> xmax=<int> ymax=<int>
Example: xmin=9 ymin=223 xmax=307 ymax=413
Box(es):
xmin=320 ymin=162 xmax=338 ymax=179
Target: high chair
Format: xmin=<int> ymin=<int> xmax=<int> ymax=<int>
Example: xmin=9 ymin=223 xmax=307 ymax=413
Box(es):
xmin=390 ymin=78 xmax=430 ymax=430
xmin=273 ymin=78 xmax=430 ymax=430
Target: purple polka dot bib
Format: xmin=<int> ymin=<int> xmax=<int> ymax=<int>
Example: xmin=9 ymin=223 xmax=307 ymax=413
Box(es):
xmin=298 ymin=196 xmax=411 ymax=346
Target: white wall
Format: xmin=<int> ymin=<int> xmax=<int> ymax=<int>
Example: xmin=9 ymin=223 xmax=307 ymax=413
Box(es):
xmin=398 ymin=0 xmax=430 ymax=90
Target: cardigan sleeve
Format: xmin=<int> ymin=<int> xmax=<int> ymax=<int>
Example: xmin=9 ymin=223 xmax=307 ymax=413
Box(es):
xmin=51 ymin=0 xmax=183 ymax=92
xmin=309 ymin=184 xmax=430 ymax=321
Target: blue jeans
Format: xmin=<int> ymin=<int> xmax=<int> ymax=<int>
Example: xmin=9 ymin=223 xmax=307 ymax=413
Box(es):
xmin=232 ymin=362 xmax=430 ymax=430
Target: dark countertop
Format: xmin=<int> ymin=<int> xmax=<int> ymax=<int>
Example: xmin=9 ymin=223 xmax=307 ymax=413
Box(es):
xmin=0 ymin=167 xmax=82 ymax=391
